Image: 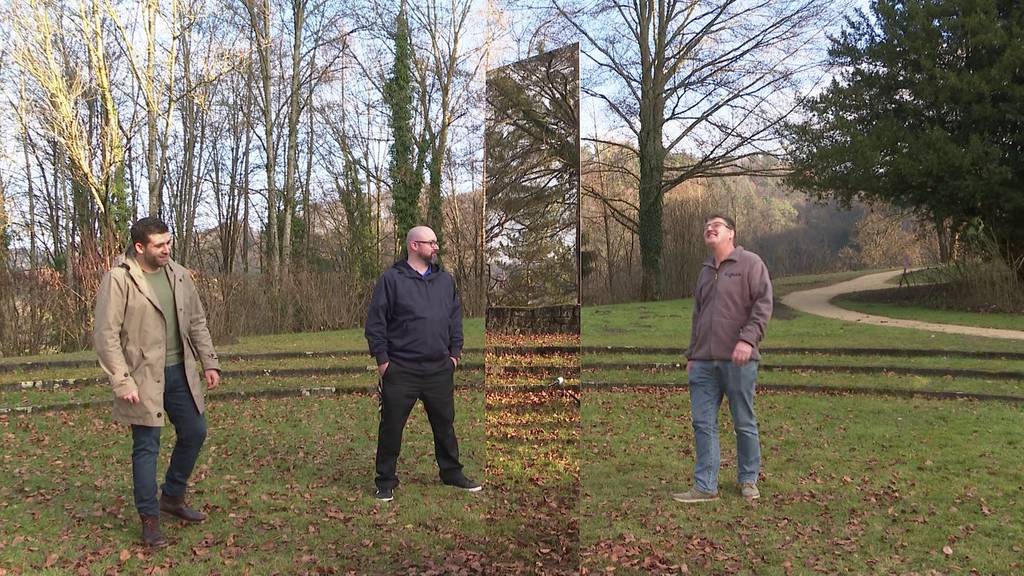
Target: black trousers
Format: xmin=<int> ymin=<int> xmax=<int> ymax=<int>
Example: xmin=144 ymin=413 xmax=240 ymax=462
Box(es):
xmin=375 ymin=363 xmax=463 ymax=489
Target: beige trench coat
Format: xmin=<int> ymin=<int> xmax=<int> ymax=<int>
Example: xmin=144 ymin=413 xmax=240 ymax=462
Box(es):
xmin=93 ymin=254 xmax=220 ymax=427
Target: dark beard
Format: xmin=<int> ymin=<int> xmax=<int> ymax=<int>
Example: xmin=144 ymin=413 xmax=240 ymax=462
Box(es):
xmin=143 ymin=253 xmax=166 ymax=269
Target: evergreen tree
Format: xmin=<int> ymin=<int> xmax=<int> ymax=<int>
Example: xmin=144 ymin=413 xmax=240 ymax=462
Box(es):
xmin=787 ymin=0 xmax=1024 ymax=267
xmin=339 ymin=144 xmax=377 ymax=281
xmin=385 ymin=1 xmax=420 ymax=250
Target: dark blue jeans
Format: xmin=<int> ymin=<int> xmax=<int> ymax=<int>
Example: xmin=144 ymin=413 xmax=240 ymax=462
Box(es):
xmin=131 ymin=364 xmax=207 ymax=516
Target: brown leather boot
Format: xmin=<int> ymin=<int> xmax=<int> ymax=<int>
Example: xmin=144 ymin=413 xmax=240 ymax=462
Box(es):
xmin=140 ymin=514 xmax=169 ymax=548
xmin=159 ymin=493 xmax=207 ymax=523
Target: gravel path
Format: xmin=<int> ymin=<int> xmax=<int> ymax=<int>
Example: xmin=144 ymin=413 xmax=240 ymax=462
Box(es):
xmin=780 ymin=269 xmax=1024 ymax=341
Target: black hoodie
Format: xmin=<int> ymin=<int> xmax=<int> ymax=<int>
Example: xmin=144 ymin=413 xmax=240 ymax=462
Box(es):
xmin=364 ymin=260 xmax=464 ymax=373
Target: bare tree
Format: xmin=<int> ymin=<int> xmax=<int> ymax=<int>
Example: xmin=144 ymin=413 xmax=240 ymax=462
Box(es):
xmin=409 ymin=0 xmax=483 ymax=258
xmin=551 ymin=0 xmax=838 ymax=299
xmin=210 ymin=59 xmax=254 ymax=273
xmin=167 ymin=13 xmax=210 ymax=267
xmin=279 ymin=0 xmax=307 ymax=277
xmin=17 ymin=76 xmax=39 ymax=268
xmin=240 ymin=0 xmax=280 ymax=278
xmin=0 ymin=152 xmax=9 ymax=270
xmin=11 ymin=0 xmax=130 ymax=261
xmin=106 ymin=0 xmax=179 ymax=217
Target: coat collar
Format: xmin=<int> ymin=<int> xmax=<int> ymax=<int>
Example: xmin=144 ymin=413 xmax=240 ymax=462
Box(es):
xmin=394 ymin=259 xmax=440 ymax=280
xmin=703 ymin=246 xmax=745 ymax=269
xmin=114 ymin=253 xmax=186 ymax=316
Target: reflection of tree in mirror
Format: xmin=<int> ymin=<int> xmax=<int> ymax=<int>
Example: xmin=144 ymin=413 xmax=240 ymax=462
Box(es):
xmin=486 ymin=44 xmax=580 ymax=307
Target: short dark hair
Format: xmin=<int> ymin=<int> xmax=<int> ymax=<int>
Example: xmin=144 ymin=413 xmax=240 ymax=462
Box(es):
xmin=704 ymin=213 xmax=736 ymax=231
xmin=130 ymin=217 xmax=169 ymax=247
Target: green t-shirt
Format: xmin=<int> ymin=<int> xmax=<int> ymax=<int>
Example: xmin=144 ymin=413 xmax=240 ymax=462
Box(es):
xmin=144 ymin=268 xmax=184 ymax=367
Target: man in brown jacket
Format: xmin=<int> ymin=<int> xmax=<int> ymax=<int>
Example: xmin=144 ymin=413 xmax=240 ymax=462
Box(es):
xmin=94 ymin=217 xmax=221 ymax=548
xmin=674 ymin=214 xmax=773 ymax=504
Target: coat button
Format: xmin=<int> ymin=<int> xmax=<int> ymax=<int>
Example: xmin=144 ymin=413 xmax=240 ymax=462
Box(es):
xmin=156 ymin=412 xmax=162 ymax=417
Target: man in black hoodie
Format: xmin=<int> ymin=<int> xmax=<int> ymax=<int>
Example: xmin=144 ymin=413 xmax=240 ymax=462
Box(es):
xmin=365 ymin=225 xmax=481 ymax=502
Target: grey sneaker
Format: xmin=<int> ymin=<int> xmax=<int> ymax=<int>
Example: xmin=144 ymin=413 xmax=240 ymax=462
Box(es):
xmin=444 ymin=477 xmax=483 ymax=492
xmin=740 ymin=482 xmax=760 ymax=500
xmin=672 ymin=488 xmax=719 ymax=503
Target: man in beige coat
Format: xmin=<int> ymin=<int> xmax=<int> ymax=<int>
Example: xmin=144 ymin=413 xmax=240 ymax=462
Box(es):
xmin=94 ymin=217 xmax=221 ymax=548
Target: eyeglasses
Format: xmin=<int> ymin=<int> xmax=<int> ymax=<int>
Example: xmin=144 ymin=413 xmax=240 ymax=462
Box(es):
xmin=704 ymin=221 xmax=733 ymax=231
xmin=413 ymin=240 xmax=439 ymax=247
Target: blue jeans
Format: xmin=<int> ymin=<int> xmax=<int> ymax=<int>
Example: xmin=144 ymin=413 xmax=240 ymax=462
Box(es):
xmin=688 ymin=360 xmax=761 ymax=493
xmin=131 ymin=364 xmax=207 ymax=516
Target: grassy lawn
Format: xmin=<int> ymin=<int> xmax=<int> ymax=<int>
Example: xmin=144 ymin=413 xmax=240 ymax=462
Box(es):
xmin=0 ymin=319 xmax=486 ymax=366
xmin=9 ymin=367 xmax=1019 ymax=413
xmin=0 ymin=374 xmax=349 ymax=409
xmin=584 ymin=352 xmax=1024 ymax=372
xmin=583 ymin=299 xmax=1024 ymax=353
xmin=832 ymin=296 xmax=1024 ymax=331
xmin=0 ymin=393 xmax=491 ymax=574
xmin=0 ymin=352 xmax=489 ymax=388
xmin=3 ymin=269 xmax=1023 ymax=574
xmin=0 ymin=371 xmax=486 ymax=411
xmin=582 ymin=370 xmax=1024 ymax=398
xmin=486 ymin=389 xmax=579 ymax=574
xmin=581 ymin=390 xmax=1024 ymax=575
xmin=484 ymin=333 xmax=580 ymax=573
xmin=0 ymin=328 xmax=580 ymax=575
xmin=0 ymin=400 xmax=577 ymax=575
xmin=4 ymin=288 xmax=1018 ymax=371
xmin=226 ymin=317 xmax=486 ymax=355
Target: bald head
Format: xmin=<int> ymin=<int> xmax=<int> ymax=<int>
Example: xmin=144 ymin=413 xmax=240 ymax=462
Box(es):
xmin=406 ymin=225 xmax=439 ymax=270
xmin=406 ymin=226 xmax=436 ymax=247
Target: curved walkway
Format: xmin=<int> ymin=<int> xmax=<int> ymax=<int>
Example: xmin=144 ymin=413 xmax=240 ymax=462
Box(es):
xmin=781 ymin=269 xmax=1024 ymax=341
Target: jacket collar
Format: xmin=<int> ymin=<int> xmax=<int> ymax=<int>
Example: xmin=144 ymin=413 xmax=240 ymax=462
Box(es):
xmin=704 ymin=246 xmax=745 ymax=269
xmin=114 ymin=253 xmax=184 ymax=316
xmin=395 ymin=259 xmax=439 ymax=279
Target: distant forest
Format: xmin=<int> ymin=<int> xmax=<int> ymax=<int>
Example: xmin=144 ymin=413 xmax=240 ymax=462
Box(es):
xmin=581 ymin=149 xmax=937 ymax=305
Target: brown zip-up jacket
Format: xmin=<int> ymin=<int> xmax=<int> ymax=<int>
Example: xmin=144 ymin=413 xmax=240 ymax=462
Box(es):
xmin=93 ymin=254 xmax=220 ymax=427
xmin=686 ymin=246 xmax=773 ymax=361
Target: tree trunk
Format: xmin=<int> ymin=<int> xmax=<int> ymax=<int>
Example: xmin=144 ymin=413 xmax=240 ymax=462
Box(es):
xmin=638 ymin=126 xmax=665 ymax=301
xmin=19 ymin=81 xmax=38 ymax=268
xmin=935 ymin=215 xmax=952 ymax=264
xmin=280 ymin=0 xmax=306 ymax=279
xmin=242 ymin=63 xmax=255 ymax=274
xmin=244 ymin=0 xmax=278 ymax=278
xmin=302 ymin=53 xmax=316 ymax=269
xmin=144 ymin=0 xmax=161 ymax=216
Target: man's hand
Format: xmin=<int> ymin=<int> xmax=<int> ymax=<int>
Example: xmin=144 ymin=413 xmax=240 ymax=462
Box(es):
xmin=205 ymin=369 xmax=221 ymax=390
xmin=378 ymin=362 xmax=390 ymax=377
xmin=450 ymin=357 xmax=459 ymax=369
xmin=120 ymin=390 xmax=140 ymax=404
xmin=732 ymin=341 xmax=754 ymax=366
xmin=686 ymin=360 xmax=693 ymax=374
